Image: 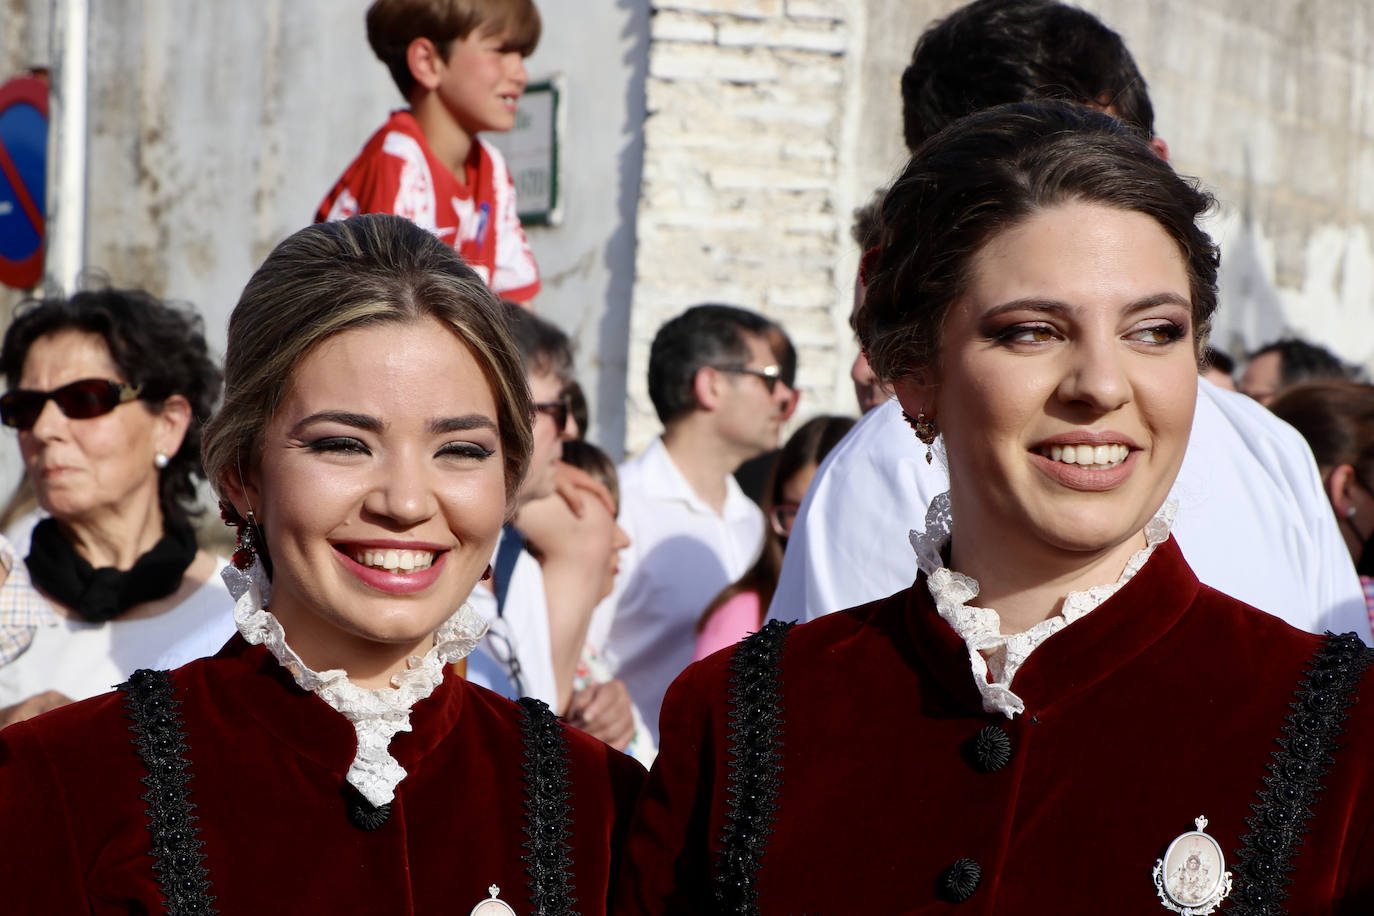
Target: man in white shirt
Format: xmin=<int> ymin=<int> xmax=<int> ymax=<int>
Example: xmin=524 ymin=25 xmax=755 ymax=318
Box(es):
xmin=768 ymin=0 xmax=1370 ymax=642
xmin=596 ymin=305 xmax=796 ymax=741
xmin=769 ymin=387 xmax=1370 ymax=640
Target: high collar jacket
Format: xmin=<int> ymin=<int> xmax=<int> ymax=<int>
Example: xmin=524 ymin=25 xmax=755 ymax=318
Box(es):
xmin=615 ymin=536 xmax=1374 ymax=914
xmin=0 ymin=636 xmax=645 ymax=914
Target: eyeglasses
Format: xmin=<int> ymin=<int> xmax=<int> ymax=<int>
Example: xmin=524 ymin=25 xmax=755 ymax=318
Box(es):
xmin=532 ymin=395 xmax=571 ymax=432
xmin=716 ymin=364 xmax=786 ymax=394
xmin=483 ymin=620 xmax=526 ymax=698
xmin=768 ymin=501 xmax=801 ymax=538
xmin=0 ymin=379 xmax=144 ymax=431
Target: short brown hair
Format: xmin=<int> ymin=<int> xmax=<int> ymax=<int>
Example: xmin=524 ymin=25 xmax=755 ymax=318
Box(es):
xmin=202 ymin=214 xmax=533 ymax=516
xmin=859 ymin=100 xmax=1218 ymax=383
xmin=1270 ymin=381 xmax=1374 ymax=484
xmin=367 ymin=0 xmax=542 ymax=97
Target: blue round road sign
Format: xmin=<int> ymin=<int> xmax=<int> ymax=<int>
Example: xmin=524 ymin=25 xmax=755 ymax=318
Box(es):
xmin=0 ymin=76 xmax=48 ymax=290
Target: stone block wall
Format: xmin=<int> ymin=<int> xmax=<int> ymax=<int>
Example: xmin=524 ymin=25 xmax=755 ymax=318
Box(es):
xmin=628 ymin=0 xmax=1374 ymax=453
xmin=626 ymin=0 xmax=865 ymax=453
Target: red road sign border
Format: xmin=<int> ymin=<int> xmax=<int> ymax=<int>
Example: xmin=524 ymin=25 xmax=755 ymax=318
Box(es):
xmin=0 ymin=75 xmax=50 ymax=289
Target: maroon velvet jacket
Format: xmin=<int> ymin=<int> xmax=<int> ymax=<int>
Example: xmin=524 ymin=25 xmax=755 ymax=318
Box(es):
xmin=614 ymin=537 xmax=1374 ymax=914
xmin=0 ymin=636 xmax=645 ymax=914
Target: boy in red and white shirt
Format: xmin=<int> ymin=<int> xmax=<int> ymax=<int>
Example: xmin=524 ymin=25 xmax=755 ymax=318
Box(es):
xmin=317 ymin=0 xmax=542 ymax=304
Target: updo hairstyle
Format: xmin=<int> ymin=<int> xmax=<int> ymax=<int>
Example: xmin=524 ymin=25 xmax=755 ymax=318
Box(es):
xmin=857 ymin=100 xmax=1220 ymax=384
xmin=201 ymin=214 xmax=533 ymax=512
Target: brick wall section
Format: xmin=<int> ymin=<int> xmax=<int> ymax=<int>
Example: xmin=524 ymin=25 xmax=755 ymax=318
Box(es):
xmin=626 ymin=1 xmax=856 ymax=453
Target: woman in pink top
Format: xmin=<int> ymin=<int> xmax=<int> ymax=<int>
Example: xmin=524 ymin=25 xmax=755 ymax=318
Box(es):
xmin=693 ymin=415 xmax=854 ymax=660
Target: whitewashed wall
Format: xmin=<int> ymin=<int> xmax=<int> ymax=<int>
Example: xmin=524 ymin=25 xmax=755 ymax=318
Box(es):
xmin=623 ymin=0 xmax=1374 ymax=451
xmin=3 ymin=0 xmax=1372 ymax=471
xmin=0 ymin=0 xmax=648 ymax=499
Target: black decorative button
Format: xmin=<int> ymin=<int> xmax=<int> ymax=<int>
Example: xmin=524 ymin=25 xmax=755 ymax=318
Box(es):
xmin=343 ymin=785 xmax=391 ymax=831
xmin=967 ymin=725 xmax=1013 ymax=773
xmin=938 ymin=858 xmax=982 ymax=902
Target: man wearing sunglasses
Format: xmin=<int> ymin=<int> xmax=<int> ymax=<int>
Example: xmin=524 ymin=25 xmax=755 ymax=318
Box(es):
xmin=589 ymin=304 xmax=797 ymax=744
xmin=462 ymin=305 xmax=641 ymax=755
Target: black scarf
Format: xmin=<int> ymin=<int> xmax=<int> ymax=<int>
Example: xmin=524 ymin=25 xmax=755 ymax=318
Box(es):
xmin=26 ymin=517 xmax=199 ymax=623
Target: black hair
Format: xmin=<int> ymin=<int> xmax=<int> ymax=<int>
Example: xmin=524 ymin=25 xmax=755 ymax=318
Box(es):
xmin=698 ymin=414 xmax=856 ymax=632
xmin=559 ymin=438 xmax=618 ymax=507
xmin=902 ymin=0 xmax=1155 ymax=152
xmin=1250 ymin=338 xmax=1359 ymax=389
xmin=2 ymin=288 xmax=223 ymax=526
xmin=647 ymin=304 xmax=786 ymax=425
xmin=1202 ymin=346 xmax=1235 ymax=377
xmin=501 ymin=302 xmax=575 ymax=387
xmin=859 ymin=101 xmax=1218 ymax=382
xmin=565 ymin=380 xmax=589 ymax=439
xmin=1269 ymin=382 xmax=1374 ymax=484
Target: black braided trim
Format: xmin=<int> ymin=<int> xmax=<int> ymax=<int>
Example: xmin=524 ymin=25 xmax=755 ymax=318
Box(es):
xmin=1229 ymin=631 xmax=1374 ymax=915
xmin=119 ymin=668 xmax=218 ymax=916
xmin=714 ymin=619 xmax=793 ymax=915
xmin=517 ymin=696 xmax=577 ymax=916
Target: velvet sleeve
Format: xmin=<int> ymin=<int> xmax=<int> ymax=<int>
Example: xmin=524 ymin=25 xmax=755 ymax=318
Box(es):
xmin=612 ymin=658 xmax=721 ymax=914
xmin=1337 ymin=809 xmax=1374 ymax=913
xmin=0 ymin=721 xmax=89 ymax=912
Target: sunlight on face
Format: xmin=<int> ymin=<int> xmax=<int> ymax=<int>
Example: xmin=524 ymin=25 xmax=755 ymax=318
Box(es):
xmin=242 ymin=317 xmax=508 ymax=677
xmin=897 ymin=202 xmax=1198 ymax=571
xmin=18 ymin=330 xmax=165 ymax=525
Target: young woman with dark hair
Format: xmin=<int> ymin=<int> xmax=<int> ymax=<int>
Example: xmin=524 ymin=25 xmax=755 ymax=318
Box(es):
xmin=693 ymin=414 xmax=854 ymax=660
xmin=615 ymin=102 xmax=1374 ymax=914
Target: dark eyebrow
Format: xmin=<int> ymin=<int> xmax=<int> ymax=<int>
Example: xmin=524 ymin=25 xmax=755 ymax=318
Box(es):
xmin=291 ymin=411 xmax=384 ymax=436
xmin=429 ymin=415 xmax=499 ymax=435
xmin=983 ymin=292 xmax=1192 ymax=318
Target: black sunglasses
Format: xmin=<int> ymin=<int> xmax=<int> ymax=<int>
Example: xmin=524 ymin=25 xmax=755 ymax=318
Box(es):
xmin=0 ymin=379 xmax=144 ymax=431
xmin=715 ymin=364 xmax=786 ymax=394
xmin=532 ymin=396 xmax=571 ymax=431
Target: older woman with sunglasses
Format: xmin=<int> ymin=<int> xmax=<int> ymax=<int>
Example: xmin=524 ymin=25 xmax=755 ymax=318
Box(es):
xmin=0 ymin=289 xmax=224 ymax=728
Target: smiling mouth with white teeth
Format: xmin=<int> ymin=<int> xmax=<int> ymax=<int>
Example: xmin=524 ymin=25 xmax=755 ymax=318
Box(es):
xmin=347 ymin=548 xmax=436 ymax=574
xmin=1036 ymin=443 xmax=1130 ymax=469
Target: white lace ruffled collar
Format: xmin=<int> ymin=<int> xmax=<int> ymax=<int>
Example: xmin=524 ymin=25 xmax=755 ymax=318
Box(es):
xmin=222 ymin=561 xmax=488 ymax=807
xmin=909 ymin=492 xmax=1175 ymax=720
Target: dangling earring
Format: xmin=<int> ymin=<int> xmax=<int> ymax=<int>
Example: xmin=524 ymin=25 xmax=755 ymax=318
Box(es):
xmin=903 ymin=409 xmax=938 ymax=464
xmin=154 ymin=450 xmax=170 ymax=470
xmin=481 ymin=564 xmax=493 ymax=582
xmin=220 ymin=500 xmax=260 ymax=571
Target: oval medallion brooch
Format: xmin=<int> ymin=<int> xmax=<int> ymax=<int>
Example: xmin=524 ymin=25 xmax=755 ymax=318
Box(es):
xmin=1152 ymin=816 xmax=1233 ymax=915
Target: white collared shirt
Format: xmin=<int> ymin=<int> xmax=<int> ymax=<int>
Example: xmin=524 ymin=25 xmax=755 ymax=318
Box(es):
xmin=591 ymin=437 xmax=765 ymax=742
xmin=768 ymin=378 xmax=1372 ymax=644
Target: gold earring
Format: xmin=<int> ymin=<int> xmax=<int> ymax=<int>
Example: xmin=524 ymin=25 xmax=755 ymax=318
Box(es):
xmin=903 ymin=409 xmax=938 ymax=464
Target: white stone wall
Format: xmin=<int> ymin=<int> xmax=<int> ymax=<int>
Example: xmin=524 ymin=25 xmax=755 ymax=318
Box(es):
xmin=4 ymin=0 xmax=1373 ymax=469
xmin=626 ymin=0 xmax=865 ymax=453
xmin=1103 ymin=0 xmax=1374 ymax=368
xmin=0 ymin=0 xmax=648 ymax=474
xmin=627 ymin=0 xmax=1374 ymax=452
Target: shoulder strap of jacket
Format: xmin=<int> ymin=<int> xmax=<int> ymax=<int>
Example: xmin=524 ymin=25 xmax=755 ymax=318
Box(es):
xmin=714 ymin=619 xmax=793 ymax=915
xmin=1229 ymin=631 xmax=1374 ymax=914
xmin=119 ymin=668 xmax=218 ymax=916
xmin=517 ymin=695 xmax=576 ymax=916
